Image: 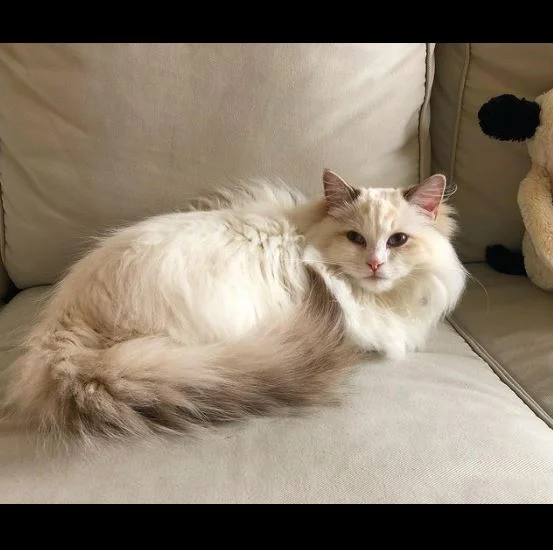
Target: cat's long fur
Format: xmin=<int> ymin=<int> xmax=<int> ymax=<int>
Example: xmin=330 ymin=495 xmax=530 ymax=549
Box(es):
xmin=2 ymin=171 xmax=467 ymax=443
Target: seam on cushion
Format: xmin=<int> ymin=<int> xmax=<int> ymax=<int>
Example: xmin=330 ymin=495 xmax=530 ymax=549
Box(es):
xmin=417 ymin=43 xmax=435 ymax=184
xmin=447 ymin=314 xmax=553 ymax=430
xmin=0 ymin=138 xmax=7 ymax=267
xmin=0 ymin=139 xmax=13 ymax=302
xmin=447 ymin=43 xmax=471 ymax=184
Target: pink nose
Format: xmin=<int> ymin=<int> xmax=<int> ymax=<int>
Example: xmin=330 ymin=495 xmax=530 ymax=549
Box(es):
xmin=368 ymin=260 xmax=383 ymax=272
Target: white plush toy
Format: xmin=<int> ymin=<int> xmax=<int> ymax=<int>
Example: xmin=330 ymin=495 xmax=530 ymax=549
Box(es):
xmin=479 ymin=89 xmax=553 ymax=291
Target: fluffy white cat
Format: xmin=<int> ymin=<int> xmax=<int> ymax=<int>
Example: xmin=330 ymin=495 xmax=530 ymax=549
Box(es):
xmin=3 ymin=170 xmax=466 ymax=443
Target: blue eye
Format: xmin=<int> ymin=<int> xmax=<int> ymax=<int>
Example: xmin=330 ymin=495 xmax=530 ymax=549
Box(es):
xmin=346 ymin=231 xmax=366 ymax=247
xmin=387 ymin=233 xmax=409 ymax=247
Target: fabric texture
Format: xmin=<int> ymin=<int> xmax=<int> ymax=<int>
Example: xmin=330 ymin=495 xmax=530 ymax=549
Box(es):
xmin=450 ymin=263 xmax=553 ymax=428
xmin=2 ymin=43 xmax=553 ymax=504
xmin=1 ymin=287 xmax=553 ymax=503
xmin=0 ymin=43 xmax=432 ymax=288
xmin=0 ymin=175 xmax=9 ymax=301
xmin=430 ymin=43 xmax=553 ymax=262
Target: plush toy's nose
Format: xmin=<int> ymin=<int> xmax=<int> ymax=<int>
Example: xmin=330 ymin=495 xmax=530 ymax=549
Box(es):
xmin=478 ymin=94 xmax=541 ymax=142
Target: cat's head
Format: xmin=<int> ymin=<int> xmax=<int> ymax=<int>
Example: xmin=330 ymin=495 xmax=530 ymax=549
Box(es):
xmin=312 ymin=169 xmax=457 ymax=294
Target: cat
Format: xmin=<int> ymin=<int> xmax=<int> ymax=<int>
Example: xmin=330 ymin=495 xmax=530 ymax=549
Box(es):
xmin=2 ymin=169 xmax=467 ymax=444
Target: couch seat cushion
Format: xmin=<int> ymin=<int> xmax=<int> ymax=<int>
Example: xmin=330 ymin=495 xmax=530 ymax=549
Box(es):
xmin=451 ymin=262 xmax=553 ymax=429
xmin=1 ymin=287 xmax=553 ymax=503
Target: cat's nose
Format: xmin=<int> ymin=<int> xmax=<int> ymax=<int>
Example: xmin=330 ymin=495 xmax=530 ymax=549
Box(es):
xmin=367 ymin=259 xmax=383 ymax=272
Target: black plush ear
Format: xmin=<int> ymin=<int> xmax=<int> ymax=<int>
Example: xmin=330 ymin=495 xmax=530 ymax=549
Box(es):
xmin=478 ymin=94 xmax=541 ymax=142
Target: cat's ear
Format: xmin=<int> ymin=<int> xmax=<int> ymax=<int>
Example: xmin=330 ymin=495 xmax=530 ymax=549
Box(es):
xmin=323 ymin=169 xmax=360 ymax=208
xmin=403 ymin=174 xmax=446 ymax=218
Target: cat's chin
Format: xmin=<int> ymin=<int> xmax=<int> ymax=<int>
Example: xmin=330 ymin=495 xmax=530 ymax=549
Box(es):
xmin=357 ymin=276 xmax=395 ymax=294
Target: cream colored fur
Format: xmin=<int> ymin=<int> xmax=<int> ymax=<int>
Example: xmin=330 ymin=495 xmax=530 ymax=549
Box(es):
xmin=519 ymin=89 xmax=553 ymax=290
xmin=2 ymin=171 xmax=466 ymax=444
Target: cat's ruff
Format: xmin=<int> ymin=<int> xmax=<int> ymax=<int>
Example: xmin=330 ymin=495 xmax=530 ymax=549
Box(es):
xmin=2 ymin=170 xmax=467 ymax=444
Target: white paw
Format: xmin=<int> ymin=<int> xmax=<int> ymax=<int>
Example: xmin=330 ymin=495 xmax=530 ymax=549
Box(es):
xmin=383 ymin=345 xmax=407 ymax=361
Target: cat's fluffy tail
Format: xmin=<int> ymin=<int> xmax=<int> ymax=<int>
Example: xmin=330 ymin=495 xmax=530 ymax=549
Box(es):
xmin=2 ymin=269 xmax=360 ymax=445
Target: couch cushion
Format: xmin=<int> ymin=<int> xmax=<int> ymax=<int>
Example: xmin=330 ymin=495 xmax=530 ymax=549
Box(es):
xmin=0 ymin=43 xmax=433 ymax=288
xmin=450 ymin=263 xmax=553 ymax=429
xmin=2 ymin=287 xmax=553 ymax=503
xmin=431 ymin=43 xmax=553 ymax=262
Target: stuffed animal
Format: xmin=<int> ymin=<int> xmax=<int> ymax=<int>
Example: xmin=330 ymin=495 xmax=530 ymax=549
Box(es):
xmin=478 ymin=88 xmax=553 ymax=291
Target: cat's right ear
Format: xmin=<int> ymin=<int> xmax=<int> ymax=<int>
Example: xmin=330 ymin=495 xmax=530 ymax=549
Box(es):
xmin=323 ymin=169 xmax=360 ymax=208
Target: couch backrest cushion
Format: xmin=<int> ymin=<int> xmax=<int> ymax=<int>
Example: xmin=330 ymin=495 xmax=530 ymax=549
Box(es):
xmin=0 ymin=43 xmax=433 ymax=288
xmin=431 ymin=43 xmax=553 ymax=262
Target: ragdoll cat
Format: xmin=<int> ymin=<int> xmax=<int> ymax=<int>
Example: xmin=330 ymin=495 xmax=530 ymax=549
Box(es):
xmin=2 ymin=169 xmax=466 ymax=443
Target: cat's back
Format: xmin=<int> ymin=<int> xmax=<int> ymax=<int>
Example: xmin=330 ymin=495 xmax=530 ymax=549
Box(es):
xmin=108 ymin=177 xmax=308 ymax=248
xmin=106 ymin=203 xmax=302 ymax=262
xmin=60 ymin=191 xmax=310 ymax=343
xmin=190 ymin=177 xmax=307 ymax=213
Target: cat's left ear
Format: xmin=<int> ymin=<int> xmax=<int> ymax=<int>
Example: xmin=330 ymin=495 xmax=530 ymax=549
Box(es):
xmin=403 ymin=174 xmax=446 ymax=218
xmin=323 ymin=169 xmax=360 ymax=208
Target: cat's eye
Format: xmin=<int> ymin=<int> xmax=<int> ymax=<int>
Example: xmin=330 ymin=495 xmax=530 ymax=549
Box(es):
xmin=346 ymin=231 xmax=366 ymax=247
xmin=387 ymin=233 xmax=408 ymax=248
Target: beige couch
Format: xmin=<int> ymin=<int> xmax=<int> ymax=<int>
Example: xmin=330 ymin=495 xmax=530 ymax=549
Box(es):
xmin=1 ymin=43 xmax=552 ymax=504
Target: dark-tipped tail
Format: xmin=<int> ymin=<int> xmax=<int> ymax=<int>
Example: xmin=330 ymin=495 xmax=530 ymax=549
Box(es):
xmin=3 ymin=268 xmax=360 ymax=444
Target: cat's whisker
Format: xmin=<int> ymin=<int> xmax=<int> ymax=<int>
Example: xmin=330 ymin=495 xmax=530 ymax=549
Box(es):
xmin=464 ymin=271 xmax=491 ymax=312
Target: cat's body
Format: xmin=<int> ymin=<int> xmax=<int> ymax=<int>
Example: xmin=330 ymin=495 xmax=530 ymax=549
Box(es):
xmin=3 ymin=171 xmax=467 ymax=443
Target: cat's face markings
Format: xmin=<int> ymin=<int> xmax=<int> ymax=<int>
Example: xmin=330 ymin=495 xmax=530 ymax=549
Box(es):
xmin=317 ymin=172 xmax=449 ymax=294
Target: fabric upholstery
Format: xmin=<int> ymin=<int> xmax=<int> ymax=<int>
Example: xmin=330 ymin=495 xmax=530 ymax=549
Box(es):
xmin=431 ymin=43 xmax=553 ymax=262
xmin=0 ymin=43 xmax=433 ymax=288
xmin=450 ymin=263 xmax=553 ymax=428
xmin=1 ymin=287 xmax=553 ymax=503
